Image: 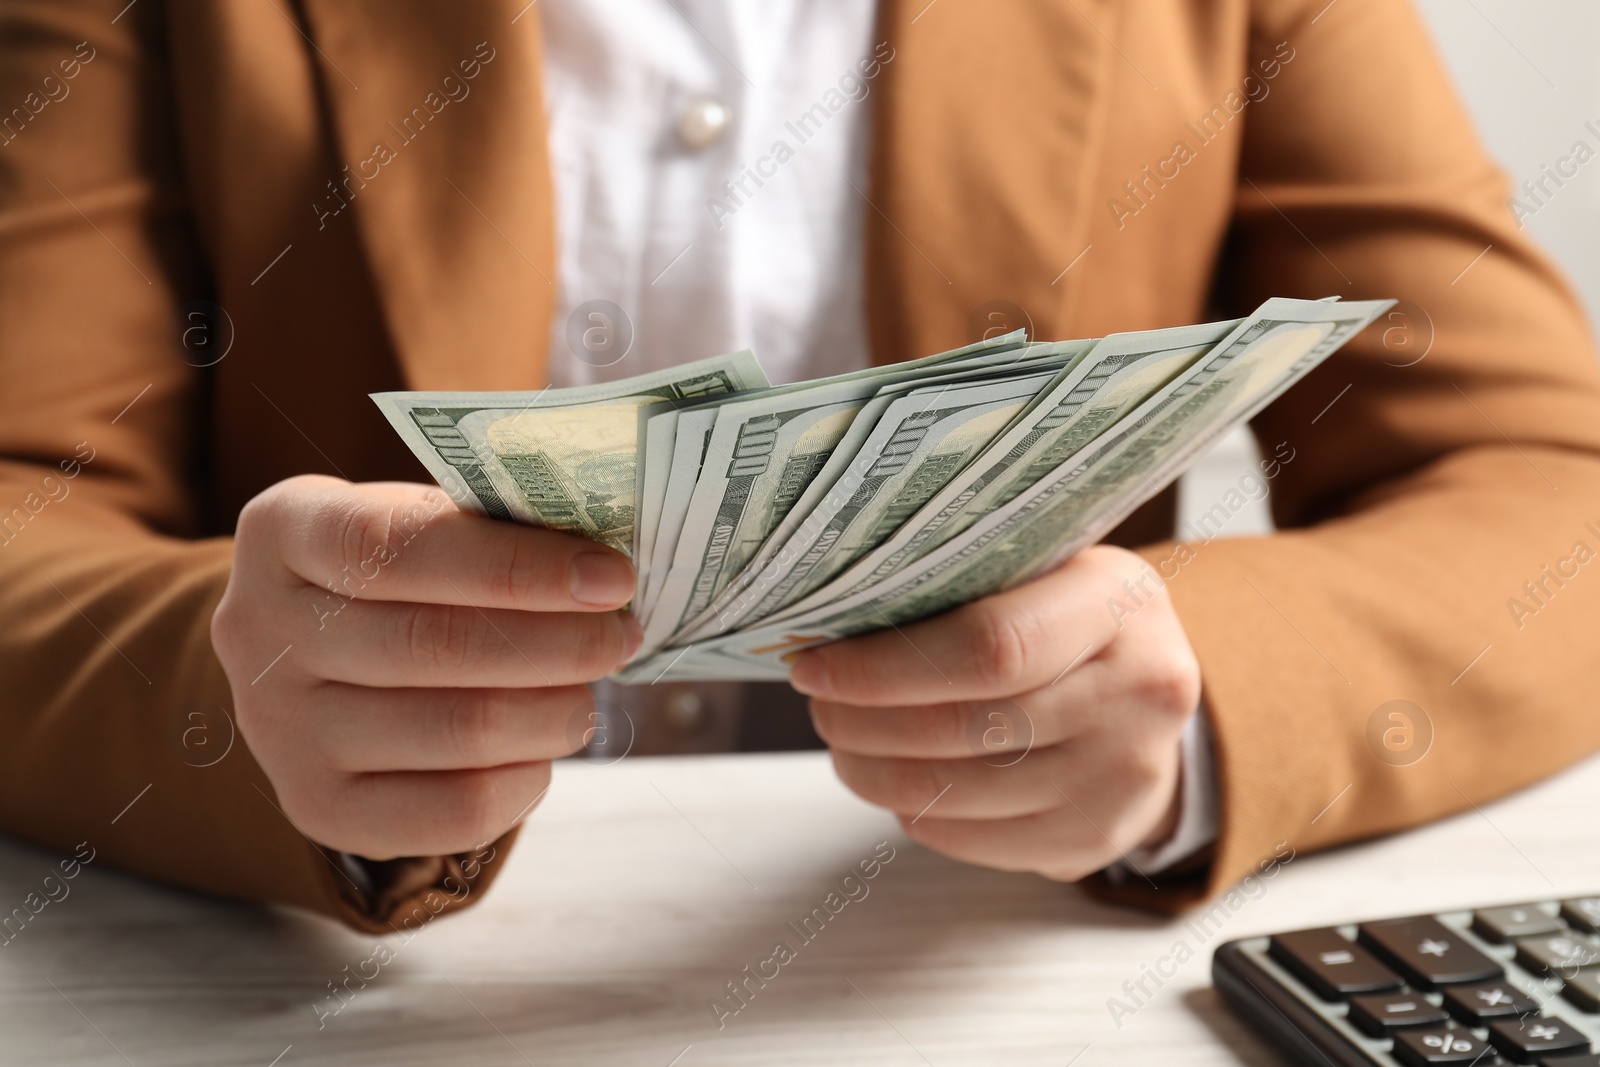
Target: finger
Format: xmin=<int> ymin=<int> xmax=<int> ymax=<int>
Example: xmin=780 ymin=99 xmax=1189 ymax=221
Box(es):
xmin=810 ymin=693 xmax=1080 ymax=761
xmin=788 ymin=548 xmax=1136 ymax=706
xmin=303 ymin=683 xmax=596 ymax=772
xmin=285 ymin=595 xmax=640 ymax=687
xmin=831 ymin=711 xmax=1179 ymax=817
xmin=809 ymin=630 xmax=1194 ymax=760
xmin=896 ymin=806 xmax=1121 ymax=881
xmin=888 ymin=736 xmax=1183 ymax=880
xmin=249 ymin=475 xmax=637 ymax=612
xmin=293 ymin=761 xmax=555 ymax=860
xmin=830 ymin=747 xmax=1076 ymax=821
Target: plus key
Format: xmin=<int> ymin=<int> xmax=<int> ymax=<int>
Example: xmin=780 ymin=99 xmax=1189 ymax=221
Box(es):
xmin=1358 ymin=917 xmax=1503 ymax=989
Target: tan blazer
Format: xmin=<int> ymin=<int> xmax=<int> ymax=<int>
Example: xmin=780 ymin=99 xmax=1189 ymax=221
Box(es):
xmin=3 ymin=0 xmax=1599 ymax=933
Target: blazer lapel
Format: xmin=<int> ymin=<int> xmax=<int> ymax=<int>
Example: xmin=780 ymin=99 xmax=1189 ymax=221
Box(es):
xmin=292 ymin=1 xmax=1111 ymax=384
xmin=297 ymin=0 xmax=557 ymax=390
xmin=866 ymin=0 xmax=1116 ymax=363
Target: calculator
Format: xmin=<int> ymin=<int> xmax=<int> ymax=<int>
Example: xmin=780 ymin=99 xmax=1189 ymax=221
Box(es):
xmin=1213 ymin=897 xmax=1600 ymax=1065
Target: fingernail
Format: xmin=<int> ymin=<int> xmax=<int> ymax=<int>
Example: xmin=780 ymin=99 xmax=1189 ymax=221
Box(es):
xmin=570 ymin=552 xmax=635 ymax=606
xmin=788 ymin=652 xmax=830 ymax=697
xmin=617 ymin=612 xmax=643 ymax=663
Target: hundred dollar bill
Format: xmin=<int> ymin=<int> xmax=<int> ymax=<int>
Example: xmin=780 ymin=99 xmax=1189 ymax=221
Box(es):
xmin=672 ymin=346 xmax=1085 ymax=644
xmin=637 ymin=406 xmax=720 ymax=626
xmin=675 ymin=343 xmax=1088 ymax=639
xmin=637 ymin=333 xmax=1038 ymax=652
xmin=691 ymin=367 xmax=1062 ymax=639
xmin=621 ymin=298 xmax=1389 ymax=680
xmin=372 ymin=353 xmax=768 ymax=558
xmin=631 ymin=341 xmax=1036 ymax=628
xmin=835 ymin=299 xmax=1394 ymax=629
xmin=748 ymin=320 xmax=1235 ymax=629
xmin=633 ymin=407 xmax=686 ymax=623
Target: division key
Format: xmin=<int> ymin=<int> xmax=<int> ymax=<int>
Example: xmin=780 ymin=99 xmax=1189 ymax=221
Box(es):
xmin=1472 ymin=903 xmax=1563 ymax=943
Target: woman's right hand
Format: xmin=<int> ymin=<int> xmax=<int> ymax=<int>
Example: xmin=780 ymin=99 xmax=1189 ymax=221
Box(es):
xmin=211 ymin=475 xmax=639 ymax=859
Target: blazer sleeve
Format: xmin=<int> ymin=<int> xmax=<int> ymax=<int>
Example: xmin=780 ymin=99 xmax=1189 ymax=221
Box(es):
xmin=1095 ymin=0 xmax=1600 ymax=912
xmin=0 ymin=0 xmax=514 ymax=934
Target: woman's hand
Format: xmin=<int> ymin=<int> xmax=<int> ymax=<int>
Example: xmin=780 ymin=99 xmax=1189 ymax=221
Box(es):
xmin=212 ymin=475 xmax=639 ymax=859
xmin=793 ymin=545 xmax=1200 ymax=880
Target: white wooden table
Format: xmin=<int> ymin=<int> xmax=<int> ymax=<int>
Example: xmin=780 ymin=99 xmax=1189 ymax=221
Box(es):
xmin=3 ymin=749 xmax=1598 ymax=1066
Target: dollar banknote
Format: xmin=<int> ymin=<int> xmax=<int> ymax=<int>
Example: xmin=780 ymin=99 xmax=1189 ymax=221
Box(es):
xmin=376 ymin=298 xmax=1391 ymax=683
xmin=636 ymin=407 xmax=718 ymax=624
xmin=671 ymin=344 xmax=1090 ymax=640
xmin=690 ymin=367 xmax=1062 ymax=640
xmin=372 ymin=353 xmax=768 ymax=557
xmin=618 ymin=298 xmax=1391 ymax=681
xmin=636 ymin=334 xmax=1042 ymax=652
xmin=743 ymin=319 xmax=1239 ymax=629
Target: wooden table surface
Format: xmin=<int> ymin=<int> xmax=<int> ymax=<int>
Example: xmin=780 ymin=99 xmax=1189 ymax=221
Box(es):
xmin=3 ymin=749 xmax=1598 ymax=1066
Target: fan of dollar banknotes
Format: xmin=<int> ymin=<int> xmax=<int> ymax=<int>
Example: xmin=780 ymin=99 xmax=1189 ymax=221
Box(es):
xmin=375 ymin=296 xmax=1391 ymax=682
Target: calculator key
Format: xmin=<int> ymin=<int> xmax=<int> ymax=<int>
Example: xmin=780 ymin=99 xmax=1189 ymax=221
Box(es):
xmin=1268 ymin=928 xmax=1403 ymax=1001
xmin=1536 ymin=1056 xmax=1600 ymax=1067
xmin=1487 ymin=1015 xmax=1591 ymax=1062
xmin=1442 ymin=980 xmax=1540 ymax=1025
xmin=1516 ymin=932 xmax=1600 ymax=976
xmin=1359 ymin=917 xmax=1505 ymax=989
xmin=1562 ymin=899 xmax=1600 ymax=934
xmin=1562 ymin=971 xmax=1600 ymax=1013
xmin=1346 ymin=991 xmax=1449 ymax=1036
xmin=1392 ymin=1028 xmax=1496 ymax=1066
xmin=1474 ymin=905 xmax=1565 ymax=944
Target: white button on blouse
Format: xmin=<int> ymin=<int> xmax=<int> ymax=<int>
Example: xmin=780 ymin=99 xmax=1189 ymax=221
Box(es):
xmin=677 ymin=95 xmax=733 ymax=150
